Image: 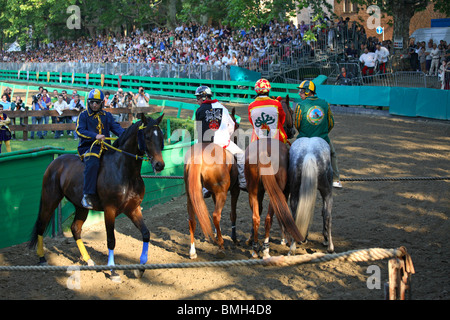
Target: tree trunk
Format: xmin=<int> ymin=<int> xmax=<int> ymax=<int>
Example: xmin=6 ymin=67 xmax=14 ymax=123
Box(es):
xmin=391 ymin=3 xmax=414 ymax=54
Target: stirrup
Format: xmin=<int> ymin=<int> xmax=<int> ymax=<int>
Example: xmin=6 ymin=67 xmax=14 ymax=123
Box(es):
xmin=81 ymin=194 xmax=94 ymax=209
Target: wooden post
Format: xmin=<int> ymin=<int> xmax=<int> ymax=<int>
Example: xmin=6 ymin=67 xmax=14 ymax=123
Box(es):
xmin=388 ymin=258 xmax=401 ymax=300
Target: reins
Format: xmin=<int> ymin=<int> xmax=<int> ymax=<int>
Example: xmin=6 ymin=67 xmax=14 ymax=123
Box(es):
xmin=85 ymin=123 xmax=161 ymax=162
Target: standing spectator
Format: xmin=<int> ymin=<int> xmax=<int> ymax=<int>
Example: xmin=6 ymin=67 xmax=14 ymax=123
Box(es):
xmin=418 ymin=44 xmax=427 ymax=73
xmin=0 ymin=104 xmax=12 ymax=153
xmin=30 ymin=94 xmax=46 ymax=139
xmin=134 ymin=86 xmax=150 ymax=107
xmin=2 ymin=87 xmax=12 ymax=102
xmin=359 ymin=47 xmax=376 ymax=78
xmin=69 ymin=94 xmax=84 ymax=140
xmin=0 ymin=94 xmax=11 ymax=110
xmin=429 ymin=43 xmax=441 ymax=76
xmin=375 ymin=43 xmax=390 ymax=74
xmin=10 ymin=95 xmax=25 ymax=139
xmin=408 ymin=39 xmax=419 ymax=71
xmin=53 ymin=94 xmax=70 ymax=139
xmin=425 ymin=41 xmax=433 ymax=73
xmin=41 ymin=89 xmax=52 ymax=137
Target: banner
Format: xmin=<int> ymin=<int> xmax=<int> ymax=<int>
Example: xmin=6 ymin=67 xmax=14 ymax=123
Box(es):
xmin=47 ymin=72 xmax=50 ymax=82
xmin=118 ymin=75 xmax=122 ymax=88
xmin=72 ymin=73 xmax=75 ymax=84
xmin=230 ymin=66 xmax=261 ymax=82
xmin=86 ymin=73 xmax=89 ymax=86
xmin=36 ymin=72 xmax=39 ymax=81
xmin=101 ymin=74 xmax=105 ymax=87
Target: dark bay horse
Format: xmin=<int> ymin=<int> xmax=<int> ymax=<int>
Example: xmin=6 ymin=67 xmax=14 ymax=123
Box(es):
xmin=184 ymin=108 xmax=240 ymax=259
xmin=29 ymin=113 xmax=165 ymax=280
xmin=288 ymin=137 xmax=334 ymax=254
xmin=244 ymin=96 xmax=303 ymax=258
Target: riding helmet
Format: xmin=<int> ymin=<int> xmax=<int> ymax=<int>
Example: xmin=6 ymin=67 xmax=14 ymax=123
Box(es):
xmin=298 ymin=80 xmax=316 ymax=95
xmin=87 ymin=89 xmax=105 ymax=103
xmin=194 ymin=86 xmax=213 ymax=99
xmin=254 ymin=78 xmax=271 ymax=94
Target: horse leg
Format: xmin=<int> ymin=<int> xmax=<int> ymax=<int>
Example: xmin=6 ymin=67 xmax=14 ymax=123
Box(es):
xmin=230 ymin=184 xmax=240 ymax=244
xmin=321 ymin=190 xmax=334 ymax=253
xmin=31 ymin=191 xmax=64 ymax=265
xmin=71 ymin=206 xmax=95 ymax=266
xmin=248 ymin=190 xmax=261 ymax=258
xmin=187 ymin=194 xmax=197 ymax=259
xmin=125 ymin=205 xmax=150 ymax=278
xmin=262 ymin=203 xmax=275 ymax=259
xmin=104 ymin=207 xmax=121 ymax=283
xmin=212 ymin=191 xmax=227 ymax=258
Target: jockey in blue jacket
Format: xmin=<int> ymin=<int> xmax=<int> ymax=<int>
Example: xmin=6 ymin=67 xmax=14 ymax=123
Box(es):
xmin=76 ymin=89 xmax=125 ymax=209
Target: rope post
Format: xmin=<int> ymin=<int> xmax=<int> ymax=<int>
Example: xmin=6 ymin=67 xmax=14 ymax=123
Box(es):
xmin=386 ymin=247 xmax=415 ymax=300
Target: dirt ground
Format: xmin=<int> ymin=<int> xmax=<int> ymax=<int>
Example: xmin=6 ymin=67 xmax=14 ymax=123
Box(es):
xmin=0 ymin=105 xmax=449 ymax=301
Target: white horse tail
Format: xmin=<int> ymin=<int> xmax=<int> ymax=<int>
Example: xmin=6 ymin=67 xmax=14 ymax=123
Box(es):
xmin=295 ymin=153 xmax=318 ymax=240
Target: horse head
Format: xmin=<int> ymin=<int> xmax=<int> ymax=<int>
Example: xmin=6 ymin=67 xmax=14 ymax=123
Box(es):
xmin=281 ymin=95 xmax=296 ymax=139
xmin=138 ymin=113 xmax=165 ymax=173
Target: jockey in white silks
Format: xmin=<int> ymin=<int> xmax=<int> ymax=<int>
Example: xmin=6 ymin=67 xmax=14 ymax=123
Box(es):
xmin=193 ymin=86 xmax=246 ymax=197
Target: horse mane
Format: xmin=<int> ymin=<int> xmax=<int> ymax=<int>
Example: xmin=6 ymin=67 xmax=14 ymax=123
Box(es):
xmin=112 ymin=116 xmax=159 ymax=148
xmin=112 ymin=120 xmax=141 ymax=148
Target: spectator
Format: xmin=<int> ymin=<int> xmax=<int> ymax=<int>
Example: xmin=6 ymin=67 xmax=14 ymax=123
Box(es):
xmin=104 ymin=91 xmax=112 ymax=107
xmin=30 ymin=94 xmax=46 ymax=139
xmin=344 ymin=43 xmax=358 ymax=60
xmin=2 ymin=87 xmax=12 ymax=102
xmin=418 ymin=44 xmax=427 ymax=73
xmin=359 ymin=47 xmax=376 ymax=78
xmin=69 ymin=94 xmax=84 ymax=140
xmin=10 ymin=95 xmax=25 ymax=139
xmin=0 ymin=104 xmax=12 ymax=153
xmin=425 ymin=40 xmax=433 ymax=72
xmin=41 ymin=89 xmax=52 ymax=137
xmin=429 ymin=43 xmax=441 ymax=76
xmin=336 ymin=67 xmax=354 ymax=85
xmin=375 ymin=43 xmax=389 ymax=74
xmin=53 ymin=94 xmax=71 ymax=139
xmin=0 ymin=94 xmax=11 ymax=110
xmin=134 ymin=86 xmax=150 ymax=107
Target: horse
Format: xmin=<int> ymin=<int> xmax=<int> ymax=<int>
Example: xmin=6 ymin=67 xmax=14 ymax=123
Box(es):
xmin=184 ymin=108 xmax=240 ymax=259
xmin=244 ymin=95 xmax=303 ymax=258
xmin=288 ymin=137 xmax=334 ymax=254
xmin=29 ymin=113 xmax=165 ymax=281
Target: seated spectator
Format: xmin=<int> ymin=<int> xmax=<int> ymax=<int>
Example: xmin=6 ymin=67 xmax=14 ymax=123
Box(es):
xmin=336 ymin=67 xmax=354 ymax=85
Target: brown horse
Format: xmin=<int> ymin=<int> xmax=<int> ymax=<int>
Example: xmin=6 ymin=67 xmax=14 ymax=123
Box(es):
xmin=184 ymin=108 xmax=240 ymax=259
xmin=244 ymin=95 xmax=302 ymax=258
xmin=29 ymin=114 xmax=165 ymax=281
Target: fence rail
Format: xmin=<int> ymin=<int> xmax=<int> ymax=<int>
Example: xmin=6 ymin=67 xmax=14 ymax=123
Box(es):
xmin=4 ymin=107 xmax=161 ymax=140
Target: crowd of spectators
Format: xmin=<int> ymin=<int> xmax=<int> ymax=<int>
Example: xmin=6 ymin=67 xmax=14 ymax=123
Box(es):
xmin=0 ymin=18 xmax=379 ymax=71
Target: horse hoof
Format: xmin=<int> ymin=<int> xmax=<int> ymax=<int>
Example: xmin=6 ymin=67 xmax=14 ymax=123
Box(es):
xmin=250 ymin=251 xmax=259 ymax=259
xmin=87 ymin=259 xmax=95 ymax=266
xmin=110 ymin=272 xmax=122 ymax=283
xmin=262 ymin=251 xmax=271 ymax=259
xmin=189 ymin=253 xmax=198 ymax=260
xmin=38 ymin=257 xmax=47 ymax=265
xmin=216 ymin=249 xmax=226 ymax=259
xmin=134 ymin=269 xmax=145 ymax=279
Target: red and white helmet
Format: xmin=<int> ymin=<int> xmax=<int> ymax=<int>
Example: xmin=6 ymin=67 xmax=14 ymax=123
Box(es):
xmin=254 ymin=78 xmax=271 ymax=94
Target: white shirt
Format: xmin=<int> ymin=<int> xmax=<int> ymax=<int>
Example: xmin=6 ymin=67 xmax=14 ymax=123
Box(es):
xmin=375 ymin=46 xmax=389 ymax=63
xmin=210 ymin=101 xmax=236 ymax=148
xmin=360 ymin=52 xmax=376 ymax=67
xmin=53 ymin=100 xmax=69 ymax=115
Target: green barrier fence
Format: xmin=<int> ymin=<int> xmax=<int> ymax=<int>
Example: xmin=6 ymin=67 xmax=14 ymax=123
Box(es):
xmin=0 ymin=141 xmax=194 ymax=249
xmin=1 ymin=69 xmax=448 ymax=120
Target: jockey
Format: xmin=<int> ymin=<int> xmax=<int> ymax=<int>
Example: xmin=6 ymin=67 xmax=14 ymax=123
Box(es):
xmin=294 ymin=80 xmax=342 ymax=188
xmin=194 ymin=85 xmax=247 ymax=196
xmin=76 ymin=89 xmax=125 ymax=209
xmin=248 ymin=78 xmax=289 ymax=144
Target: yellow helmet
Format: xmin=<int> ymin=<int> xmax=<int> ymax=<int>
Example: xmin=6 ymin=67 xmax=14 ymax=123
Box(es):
xmin=298 ymin=80 xmax=316 ymax=96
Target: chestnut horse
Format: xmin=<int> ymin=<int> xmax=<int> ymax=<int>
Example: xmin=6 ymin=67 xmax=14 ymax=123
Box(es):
xmin=184 ymin=108 xmax=240 ymax=259
xmin=29 ymin=114 xmax=165 ymax=281
xmin=244 ymin=95 xmax=303 ymax=258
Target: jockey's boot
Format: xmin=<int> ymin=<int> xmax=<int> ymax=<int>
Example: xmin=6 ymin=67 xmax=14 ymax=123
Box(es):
xmin=202 ymin=187 xmax=212 ymax=199
xmin=81 ymin=194 xmax=94 ymax=210
xmin=235 ymin=153 xmax=247 ymax=192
